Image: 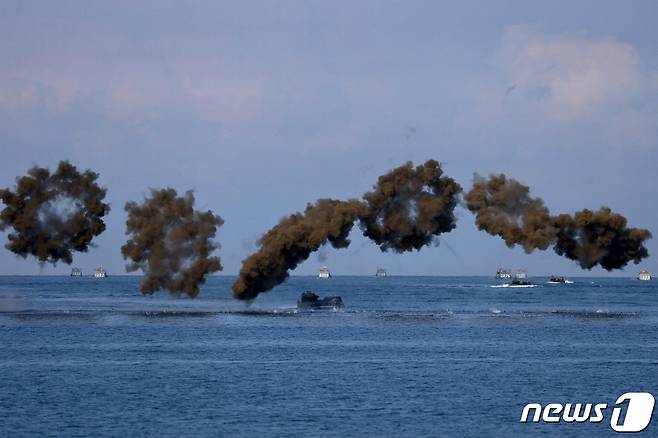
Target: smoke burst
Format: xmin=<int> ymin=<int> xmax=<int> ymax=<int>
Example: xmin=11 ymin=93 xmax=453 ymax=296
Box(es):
xmin=465 ymin=174 xmax=555 ymax=253
xmin=465 ymin=174 xmax=651 ymax=270
xmin=233 ymin=160 xmax=462 ymax=300
xmin=552 ymin=208 xmax=651 ymax=270
xmin=0 ymin=161 xmax=110 ymax=264
xmin=360 ymin=159 xmax=462 ymax=252
xmin=121 ymin=189 xmax=223 ymax=298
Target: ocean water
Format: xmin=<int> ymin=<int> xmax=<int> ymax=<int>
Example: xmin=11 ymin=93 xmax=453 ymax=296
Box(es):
xmin=0 ymin=275 xmax=656 ymax=437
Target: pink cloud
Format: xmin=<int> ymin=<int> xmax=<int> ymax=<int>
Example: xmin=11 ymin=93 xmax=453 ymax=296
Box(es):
xmin=469 ymin=26 xmax=658 ymax=148
xmin=0 ymin=37 xmax=269 ymax=124
xmin=501 ymin=26 xmax=643 ymax=117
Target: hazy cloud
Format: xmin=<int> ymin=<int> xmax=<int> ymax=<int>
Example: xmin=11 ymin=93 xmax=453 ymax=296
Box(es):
xmin=473 ymin=26 xmax=658 ymax=147
xmin=503 ymin=26 xmax=642 ymax=115
xmin=0 ymin=36 xmax=268 ymax=123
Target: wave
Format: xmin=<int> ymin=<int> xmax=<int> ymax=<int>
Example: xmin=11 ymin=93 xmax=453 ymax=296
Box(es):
xmin=367 ymin=311 xmax=453 ymax=321
xmin=489 ymin=284 xmax=539 ymax=288
xmin=0 ymin=307 xmax=644 ymax=322
xmin=548 ymin=309 xmax=639 ymax=319
xmin=8 ymin=311 xmax=100 ymax=321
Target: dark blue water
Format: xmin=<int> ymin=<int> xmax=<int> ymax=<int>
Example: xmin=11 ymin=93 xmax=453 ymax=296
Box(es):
xmin=1 ymin=276 xmax=656 ymax=437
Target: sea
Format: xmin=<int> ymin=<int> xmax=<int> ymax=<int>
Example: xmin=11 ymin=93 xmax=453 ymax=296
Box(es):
xmin=0 ymin=275 xmax=656 ymax=437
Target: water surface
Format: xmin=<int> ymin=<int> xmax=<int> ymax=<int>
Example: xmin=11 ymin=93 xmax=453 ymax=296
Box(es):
xmin=1 ymin=275 xmax=656 ymax=437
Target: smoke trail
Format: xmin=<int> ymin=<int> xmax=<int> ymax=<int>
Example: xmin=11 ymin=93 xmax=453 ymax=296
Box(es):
xmin=233 ymin=160 xmax=462 ymax=300
xmin=121 ymin=189 xmax=223 ymax=298
xmin=0 ymin=161 xmax=110 ymax=264
xmin=232 ymin=199 xmax=366 ymax=300
xmin=465 ymin=174 xmax=651 ymax=270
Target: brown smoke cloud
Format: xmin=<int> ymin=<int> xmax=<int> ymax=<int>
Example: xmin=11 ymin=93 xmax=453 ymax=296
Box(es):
xmin=233 ymin=160 xmax=462 ymax=300
xmin=464 ymin=175 xmax=555 ymax=252
xmin=552 ymin=208 xmax=651 ymax=270
xmin=360 ymin=159 xmax=462 ymax=252
xmin=121 ymin=189 xmax=223 ymax=298
xmin=232 ymin=199 xmax=365 ymax=300
xmin=465 ymin=174 xmax=651 ymax=270
xmin=0 ymin=161 xmax=110 ymax=264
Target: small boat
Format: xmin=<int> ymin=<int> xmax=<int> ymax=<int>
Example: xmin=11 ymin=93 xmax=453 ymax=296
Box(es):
xmin=93 ymin=266 xmax=107 ymax=278
xmin=297 ymin=291 xmax=343 ymax=310
xmin=375 ymin=268 xmax=387 ymax=277
xmin=490 ymin=279 xmax=538 ymax=288
xmin=547 ymin=276 xmax=574 ymax=284
xmin=508 ymin=278 xmax=537 ymax=288
xmin=638 ymin=270 xmax=652 ymax=281
xmin=318 ymin=267 xmax=331 ymax=279
xmin=70 ymin=267 xmax=82 ymax=277
xmin=493 ymin=270 xmax=535 ymax=287
xmin=489 ymin=280 xmax=537 ymax=288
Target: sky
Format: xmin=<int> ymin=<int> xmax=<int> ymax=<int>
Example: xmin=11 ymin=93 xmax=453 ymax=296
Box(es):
xmin=1 ymin=0 xmax=657 ymax=277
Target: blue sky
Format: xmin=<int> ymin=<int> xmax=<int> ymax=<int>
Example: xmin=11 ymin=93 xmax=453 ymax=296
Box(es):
xmin=1 ymin=1 xmax=657 ymax=276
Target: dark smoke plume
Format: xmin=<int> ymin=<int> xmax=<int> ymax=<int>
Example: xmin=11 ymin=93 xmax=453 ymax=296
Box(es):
xmin=121 ymin=189 xmax=223 ymax=298
xmin=464 ymin=174 xmax=555 ymax=253
xmin=0 ymin=161 xmax=110 ymax=264
xmin=552 ymin=208 xmax=651 ymax=270
xmin=233 ymin=160 xmax=462 ymax=300
xmin=465 ymin=174 xmax=651 ymax=270
xmin=232 ymin=199 xmax=366 ymax=300
xmin=360 ymin=159 xmax=462 ymax=252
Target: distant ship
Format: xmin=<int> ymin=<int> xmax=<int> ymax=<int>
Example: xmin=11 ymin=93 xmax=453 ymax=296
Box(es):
xmin=318 ymin=267 xmax=331 ymax=279
xmin=93 ymin=266 xmax=108 ymax=278
xmin=70 ymin=267 xmax=82 ymax=277
xmin=490 ymin=278 xmax=538 ymax=289
xmin=375 ymin=268 xmax=387 ymax=277
xmin=638 ymin=270 xmax=652 ymax=281
xmin=491 ymin=269 xmax=537 ymax=288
